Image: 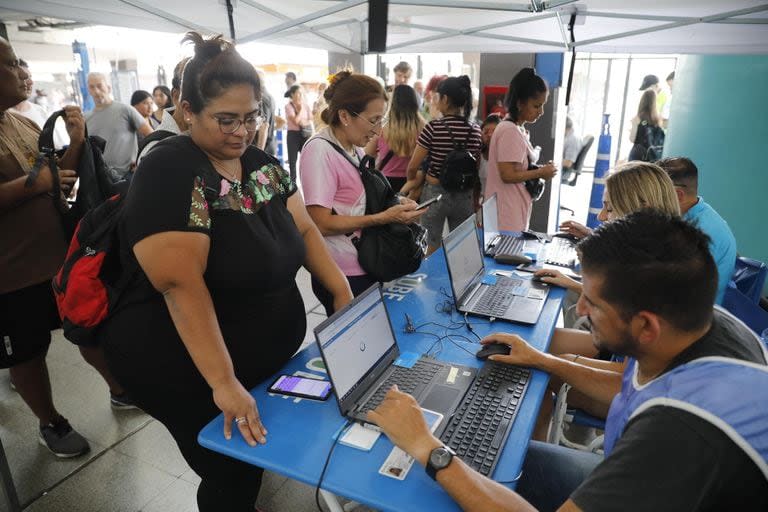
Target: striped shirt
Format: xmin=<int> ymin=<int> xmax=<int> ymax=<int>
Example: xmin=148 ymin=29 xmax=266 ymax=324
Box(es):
xmin=417 ymin=115 xmax=482 ymax=178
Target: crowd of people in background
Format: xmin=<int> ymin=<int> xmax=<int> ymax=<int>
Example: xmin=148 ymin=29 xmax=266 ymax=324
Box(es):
xmin=2 ymin=29 xmax=760 ymax=512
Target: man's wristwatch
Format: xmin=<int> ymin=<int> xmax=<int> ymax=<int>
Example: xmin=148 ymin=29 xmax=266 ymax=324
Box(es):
xmin=426 ymin=445 xmax=456 ymax=480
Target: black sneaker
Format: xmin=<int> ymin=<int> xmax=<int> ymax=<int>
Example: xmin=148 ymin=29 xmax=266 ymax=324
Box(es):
xmin=39 ymin=418 xmax=90 ymax=458
xmin=110 ymin=392 xmax=139 ymax=410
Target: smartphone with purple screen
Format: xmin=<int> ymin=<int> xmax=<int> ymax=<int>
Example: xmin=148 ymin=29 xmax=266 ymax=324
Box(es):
xmin=268 ymin=375 xmax=332 ymax=401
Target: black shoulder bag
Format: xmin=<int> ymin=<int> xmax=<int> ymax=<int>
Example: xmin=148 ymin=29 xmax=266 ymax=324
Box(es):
xmin=321 ymin=140 xmax=427 ymax=282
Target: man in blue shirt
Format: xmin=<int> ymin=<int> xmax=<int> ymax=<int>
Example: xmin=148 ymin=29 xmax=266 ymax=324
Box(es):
xmin=658 ymin=157 xmax=736 ymax=304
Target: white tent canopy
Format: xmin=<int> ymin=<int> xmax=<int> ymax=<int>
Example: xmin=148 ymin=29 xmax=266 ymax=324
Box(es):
xmin=2 ymin=0 xmax=767 ymax=54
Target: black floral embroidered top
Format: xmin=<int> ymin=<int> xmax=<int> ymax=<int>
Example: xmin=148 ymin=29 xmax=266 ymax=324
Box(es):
xmin=106 ymin=136 xmax=308 ymax=380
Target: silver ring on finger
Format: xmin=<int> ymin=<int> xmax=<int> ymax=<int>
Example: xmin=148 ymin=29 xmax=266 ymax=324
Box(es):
xmin=235 ymin=416 xmax=247 ymax=425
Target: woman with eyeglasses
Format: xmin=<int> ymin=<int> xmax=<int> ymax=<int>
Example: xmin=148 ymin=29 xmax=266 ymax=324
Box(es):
xmin=301 ymin=71 xmax=426 ymax=316
xmin=99 ymin=32 xmax=351 ymax=512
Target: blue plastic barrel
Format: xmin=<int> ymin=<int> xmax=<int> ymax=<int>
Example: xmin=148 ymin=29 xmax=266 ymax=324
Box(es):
xmin=586 ymin=114 xmax=612 ymax=228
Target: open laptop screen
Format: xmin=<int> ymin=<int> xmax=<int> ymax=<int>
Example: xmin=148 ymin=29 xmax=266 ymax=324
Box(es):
xmin=482 ymin=193 xmax=500 ymax=249
xmin=443 ymin=216 xmax=485 ymax=302
xmin=315 ymin=286 xmax=396 ymax=403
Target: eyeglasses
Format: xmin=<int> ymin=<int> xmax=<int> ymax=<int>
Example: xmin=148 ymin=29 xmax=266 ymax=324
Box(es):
xmin=210 ymin=114 xmax=264 ymax=134
xmin=352 ymin=112 xmax=388 ymax=129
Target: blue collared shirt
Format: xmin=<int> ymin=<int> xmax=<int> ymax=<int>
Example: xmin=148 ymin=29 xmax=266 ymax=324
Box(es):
xmin=684 ymin=197 xmax=737 ymax=304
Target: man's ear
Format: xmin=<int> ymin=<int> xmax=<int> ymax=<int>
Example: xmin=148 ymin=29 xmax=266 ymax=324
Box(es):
xmin=632 ymin=311 xmax=662 ymax=348
xmin=675 ymin=187 xmax=685 ymax=203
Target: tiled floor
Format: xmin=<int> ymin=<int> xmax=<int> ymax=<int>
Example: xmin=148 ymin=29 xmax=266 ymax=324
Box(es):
xmin=0 ymin=268 xmax=363 ymax=512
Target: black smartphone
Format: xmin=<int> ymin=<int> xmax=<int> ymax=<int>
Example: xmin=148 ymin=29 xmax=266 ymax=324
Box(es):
xmin=416 ymin=194 xmax=442 ymax=210
xmin=268 ymin=375 xmax=332 ymax=401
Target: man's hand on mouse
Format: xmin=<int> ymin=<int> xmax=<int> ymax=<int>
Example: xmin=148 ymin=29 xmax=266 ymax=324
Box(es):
xmin=479 ymin=333 xmax=543 ymax=368
xmin=533 ymin=269 xmax=579 ymax=290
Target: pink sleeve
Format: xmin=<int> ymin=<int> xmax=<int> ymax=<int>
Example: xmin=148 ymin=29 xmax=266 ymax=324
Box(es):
xmin=496 ymin=125 xmax=527 ymax=164
xmin=285 ymin=103 xmax=296 ymax=117
xmin=299 ymin=141 xmax=337 ymax=209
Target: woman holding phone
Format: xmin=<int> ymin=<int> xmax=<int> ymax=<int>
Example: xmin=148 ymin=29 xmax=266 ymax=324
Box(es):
xmin=485 ymin=68 xmax=558 ymax=231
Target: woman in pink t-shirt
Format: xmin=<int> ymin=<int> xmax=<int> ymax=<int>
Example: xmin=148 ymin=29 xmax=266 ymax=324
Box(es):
xmin=364 ymin=84 xmax=425 ymax=192
xmin=301 ymin=72 xmax=425 ymax=315
xmin=485 ymin=68 xmax=558 ymax=231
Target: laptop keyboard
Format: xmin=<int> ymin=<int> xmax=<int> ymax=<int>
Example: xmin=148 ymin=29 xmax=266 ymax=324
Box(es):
xmin=474 ymin=277 xmax=523 ymax=317
xmin=358 ymin=360 xmax=442 ymax=414
xmin=490 ymin=236 xmax=525 ymax=256
xmin=440 ymin=362 xmax=530 ymax=477
xmin=543 ymin=238 xmax=577 ymax=267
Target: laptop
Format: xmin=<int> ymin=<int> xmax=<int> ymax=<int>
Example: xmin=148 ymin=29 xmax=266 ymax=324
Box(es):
xmin=314 ymin=285 xmax=477 ymax=426
xmin=442 ymin=215 xmax=550 ymax=324
xmin=481 ymin=194 xmax=578 ymax=269
xmin=481 ymin=194 xmax=546 ymax=257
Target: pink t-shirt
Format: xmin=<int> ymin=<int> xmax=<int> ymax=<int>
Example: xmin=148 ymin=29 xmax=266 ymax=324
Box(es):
xmin=484 ymin=121 xmax=531 ymax=232
xmin=377 ymin=137 xmax=409 ymax=178
xmin=285 ymin=101 xmax=312 ymax=131
xmin=300 ymin=128 xmax=367 ymax=276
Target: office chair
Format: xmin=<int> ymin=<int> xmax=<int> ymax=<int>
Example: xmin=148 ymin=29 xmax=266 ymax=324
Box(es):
xmin=731 ymin=257 xmax=767 ymax=304
xmin=548 ymin=383 xmax=605 ymax=453
xmin=561 ymin=135 xmax=594 ymax=186
xmin=559 ymin=135 xmax=595 ymax=216
xmin=723 ymin=282 xmax=768 ymax=336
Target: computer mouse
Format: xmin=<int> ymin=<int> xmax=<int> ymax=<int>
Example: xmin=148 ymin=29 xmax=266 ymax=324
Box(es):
xmin=494 ymin=253 xmax=533 ymax=265
xmin=531 ymin=275 xmax=547 ymax=283
xmin=520 ymin=230 xmax=543 ymax=241
xmin=476 ymin=343 xmax=511 ymax=360
xmin=552 ymin=232 xmax=580 ymax=242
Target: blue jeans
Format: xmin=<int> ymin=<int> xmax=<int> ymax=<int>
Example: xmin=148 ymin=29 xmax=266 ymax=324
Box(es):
xmin=516 ymin=441 xmax=603 ymax=512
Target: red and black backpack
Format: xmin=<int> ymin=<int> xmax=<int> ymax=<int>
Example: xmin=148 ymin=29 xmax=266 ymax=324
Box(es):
xmin=52 ymin=136 xmax=223 ymax=345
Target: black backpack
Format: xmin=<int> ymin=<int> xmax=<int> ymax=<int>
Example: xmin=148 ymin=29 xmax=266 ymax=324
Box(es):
xmin=319 ymin=139 xmax=427 ymax=282
xmin=630 ymin=121 xmax=666 ymax=162
xmin=36 ymin=110 xmax=129 ymax=235
xmin=438 ymin=120 xmax=478 ymax=192
xmin=53 ymin=136 xmax=223 ymax=345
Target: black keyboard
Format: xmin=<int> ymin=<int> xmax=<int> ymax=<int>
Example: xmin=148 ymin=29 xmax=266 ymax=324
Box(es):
xmin=358 ymin=359 xmax=442 ymax=414
xmin=474 ymin=277 xmax=522 ymax=317
xmin=440 ymin=362 xmax=530 ymax=477
xmin=543 ymin=238 xmax=577 ymax=267
xmin=489 ymin=236 xmax=524 ymax=256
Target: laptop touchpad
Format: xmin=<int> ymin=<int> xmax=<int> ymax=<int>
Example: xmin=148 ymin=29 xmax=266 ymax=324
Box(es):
xmin=421 ymin=386 xmax=461 ymax=415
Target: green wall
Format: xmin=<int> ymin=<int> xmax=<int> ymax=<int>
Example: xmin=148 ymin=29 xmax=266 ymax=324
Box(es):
xmin=664 ymin=55 xmax=768 ymax=292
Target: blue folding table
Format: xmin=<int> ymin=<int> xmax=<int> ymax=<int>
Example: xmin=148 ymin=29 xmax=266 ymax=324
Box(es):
xmin=199 ymin=248 xmax=565 ymax=512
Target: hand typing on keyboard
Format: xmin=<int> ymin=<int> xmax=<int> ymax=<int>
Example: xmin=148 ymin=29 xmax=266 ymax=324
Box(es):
xmin=367 ymin=385 xmax=442 ymax=467
xmin=479 ymin=333 xmax=543 ymax=368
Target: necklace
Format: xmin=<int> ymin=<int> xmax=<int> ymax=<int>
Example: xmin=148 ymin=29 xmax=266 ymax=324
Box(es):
xmin=213 ymin=160 xmax=240 ymax=181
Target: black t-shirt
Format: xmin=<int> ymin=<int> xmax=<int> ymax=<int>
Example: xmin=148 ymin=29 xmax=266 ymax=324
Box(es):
xmin=103 ymin=136 xmax=307 ymax=385
xmin=571 ymin=308 xmax=768 ymax=511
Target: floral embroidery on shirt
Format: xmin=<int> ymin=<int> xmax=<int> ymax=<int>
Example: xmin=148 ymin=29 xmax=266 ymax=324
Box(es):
xmin=188 ymin=176 xmax=211 ymax=228
xmin=209 ymin=163 xmax=293 ymax=214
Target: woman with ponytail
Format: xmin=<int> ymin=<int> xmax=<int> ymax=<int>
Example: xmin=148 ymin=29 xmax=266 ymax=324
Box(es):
xmin=401 ymin=75 xmax=482 ymax=253
xmin=300 ymin=71 xmax=425 ymax=316
xmin=485 ymin=67 xmax=558 ymax=231
xmin=100 ymin=32 xmax=351 ymax=511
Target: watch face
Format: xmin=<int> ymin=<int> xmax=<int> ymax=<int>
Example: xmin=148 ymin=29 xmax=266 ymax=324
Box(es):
xmin=430 ymin=447 xmax=453 ymax=468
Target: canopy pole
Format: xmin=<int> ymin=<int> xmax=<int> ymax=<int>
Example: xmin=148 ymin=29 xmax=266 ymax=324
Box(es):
xmin=226 ymin=0 xmax=236 ymax=41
